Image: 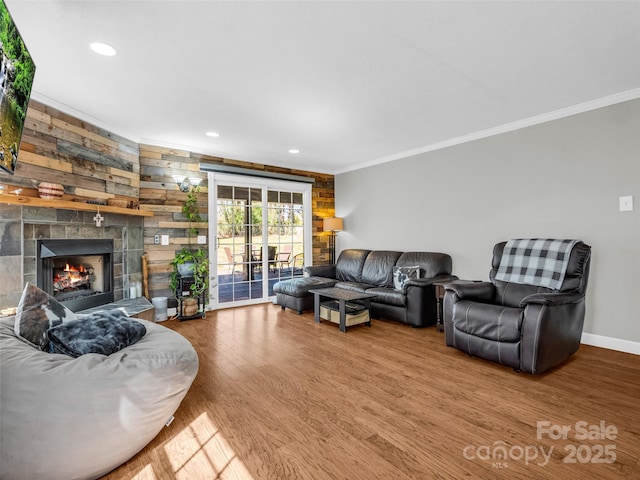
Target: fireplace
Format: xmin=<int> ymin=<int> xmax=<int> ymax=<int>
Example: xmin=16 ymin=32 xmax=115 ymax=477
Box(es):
xmin=37 ymin=239 xmax=114 ymax=312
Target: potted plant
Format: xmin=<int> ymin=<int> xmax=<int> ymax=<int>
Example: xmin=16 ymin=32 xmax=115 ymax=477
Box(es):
xmin=170 ymin=247 xmax=210 ymax=317
xmin=182 ymin=187 xmax=202 ymax=239
xmin=169 ymin=184 xmax=210 ymax=317
xmin=170 ymin=187 xmax=202 ymax=273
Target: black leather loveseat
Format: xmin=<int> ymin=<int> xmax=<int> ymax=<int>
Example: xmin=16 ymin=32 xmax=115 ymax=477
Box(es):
xmin=273 ymin=249 xmax=456 ymax=327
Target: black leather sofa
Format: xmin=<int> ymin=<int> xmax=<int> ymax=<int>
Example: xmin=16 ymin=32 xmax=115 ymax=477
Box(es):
xmin=273 ymin=249 xmax=456 ymax=327
xmin=443 ymin=241 xmax=591 ymax=374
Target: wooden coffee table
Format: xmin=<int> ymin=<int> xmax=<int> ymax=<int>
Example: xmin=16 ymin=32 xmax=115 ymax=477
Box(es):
xmin=308 ymin=287 xmax=376 ymax=332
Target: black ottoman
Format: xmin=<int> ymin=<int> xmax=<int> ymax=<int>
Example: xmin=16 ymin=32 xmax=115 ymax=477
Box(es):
xmin=273 ymin=276 xmax=337 ymax=314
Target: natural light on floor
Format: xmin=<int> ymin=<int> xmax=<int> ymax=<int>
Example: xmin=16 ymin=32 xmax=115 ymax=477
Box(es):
xmin=131 ymin=412 xmax=255 ymax=480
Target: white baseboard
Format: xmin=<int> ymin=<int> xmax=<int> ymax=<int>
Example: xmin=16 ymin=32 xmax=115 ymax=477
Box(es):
xmin=581 ymin=333 xmax=640 ymax=355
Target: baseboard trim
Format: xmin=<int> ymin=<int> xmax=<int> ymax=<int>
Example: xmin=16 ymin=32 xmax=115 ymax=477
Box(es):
xmin=581 ymin=333 xmax=640 ymax=355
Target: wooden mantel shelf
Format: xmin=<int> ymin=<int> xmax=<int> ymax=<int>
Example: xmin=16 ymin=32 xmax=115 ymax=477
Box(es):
xmin=0 ymin=194 xmax=154 ymax=217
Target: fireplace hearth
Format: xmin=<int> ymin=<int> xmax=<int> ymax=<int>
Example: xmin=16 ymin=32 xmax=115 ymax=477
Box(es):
xmin=37 ymin=239 xmax=114 ymax=312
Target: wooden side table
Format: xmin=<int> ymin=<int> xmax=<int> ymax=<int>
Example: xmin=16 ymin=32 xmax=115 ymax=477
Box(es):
xmin=433 ymin=281 xmax=449 ymax=333
xmin=433 ymin=280 xmax=480 ymax=332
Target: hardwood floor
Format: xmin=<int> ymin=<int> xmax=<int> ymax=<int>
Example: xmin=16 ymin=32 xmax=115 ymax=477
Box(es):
xmin=102 ymin=304 xmax=640 ymax=479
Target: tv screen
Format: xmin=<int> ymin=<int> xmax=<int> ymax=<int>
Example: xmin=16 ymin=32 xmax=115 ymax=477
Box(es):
xmin=0 ymin=0 xmax=35 ymax=175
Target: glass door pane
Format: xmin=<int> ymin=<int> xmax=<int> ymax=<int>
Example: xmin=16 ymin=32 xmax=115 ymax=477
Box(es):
xmin=216 ymin=185 xmax=263 ymax=304
xmin=266 ymin=189 xmax=305 ymax=296
xmin=210 ymin=173 xmax=310 ymax=309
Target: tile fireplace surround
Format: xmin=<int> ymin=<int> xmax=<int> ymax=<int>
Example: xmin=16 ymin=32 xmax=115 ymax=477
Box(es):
xmin=0 ymin=204 xmax=143 ymax=310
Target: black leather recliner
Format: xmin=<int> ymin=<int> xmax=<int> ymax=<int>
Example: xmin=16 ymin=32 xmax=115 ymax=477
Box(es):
xmin=443 ymin=241 xmax=591 ymax=374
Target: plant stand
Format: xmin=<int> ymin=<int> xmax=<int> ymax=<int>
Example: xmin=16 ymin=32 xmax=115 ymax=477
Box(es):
xmin=175 ymin=275 xmax=205 ymax=321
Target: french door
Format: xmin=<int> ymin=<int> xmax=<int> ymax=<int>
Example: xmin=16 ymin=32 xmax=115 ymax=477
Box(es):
xmin=208 ymin=173 xmax=311 ymax=309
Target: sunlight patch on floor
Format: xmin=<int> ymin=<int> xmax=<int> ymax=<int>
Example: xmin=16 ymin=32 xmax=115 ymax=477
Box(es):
xmin=164 ymin=412 xmax=255 ymax=479
xmin=130 ymin=464 xmax=158 ymax=480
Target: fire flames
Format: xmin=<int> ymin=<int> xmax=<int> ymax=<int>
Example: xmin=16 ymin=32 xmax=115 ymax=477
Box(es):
xmin=54 ymin=263 xmax=91 ymax=291
xmin=66 ymin=263 xmax=84 ymax=273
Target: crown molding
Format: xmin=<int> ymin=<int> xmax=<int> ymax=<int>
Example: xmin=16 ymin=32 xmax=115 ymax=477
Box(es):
xmin=31 ymin=87 xmax=640 ymax=177
xmin=334 ymin=87 xmax=640 ymax=175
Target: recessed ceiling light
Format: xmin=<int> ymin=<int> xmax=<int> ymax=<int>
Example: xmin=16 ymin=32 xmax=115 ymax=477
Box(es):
xmin=288 ymin=149 xmax=300 ymax=154
xmin=90 ymin=42 xmax=117 ymax=56
xmin=205 ymin=131 xmax=220 ymax=138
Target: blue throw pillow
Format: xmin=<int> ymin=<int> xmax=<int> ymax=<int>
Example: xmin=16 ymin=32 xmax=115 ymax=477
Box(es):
xmin=48 ymin=309 xmax=146 ymax=358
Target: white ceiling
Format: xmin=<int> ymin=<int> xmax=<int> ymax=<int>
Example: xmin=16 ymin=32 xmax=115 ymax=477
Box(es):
xmin=7 ymin=1 xmax=640 ymax=174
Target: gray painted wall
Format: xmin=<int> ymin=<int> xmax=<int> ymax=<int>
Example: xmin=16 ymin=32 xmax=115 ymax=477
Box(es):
xmin=336 ymin=99 xmax=639 ymax=343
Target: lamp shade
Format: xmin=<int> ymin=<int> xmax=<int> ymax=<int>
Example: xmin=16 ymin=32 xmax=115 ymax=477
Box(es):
xmin=323 ymin=217 xmax=343 ymax=232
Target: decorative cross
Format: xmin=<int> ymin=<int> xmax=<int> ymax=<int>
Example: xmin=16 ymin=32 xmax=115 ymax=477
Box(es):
xmin=93 ymin=210 xmax=104 ymax=227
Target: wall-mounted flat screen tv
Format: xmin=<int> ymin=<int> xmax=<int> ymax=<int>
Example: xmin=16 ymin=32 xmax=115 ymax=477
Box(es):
xmin=0 ymin=0 xmax=35 ymax=175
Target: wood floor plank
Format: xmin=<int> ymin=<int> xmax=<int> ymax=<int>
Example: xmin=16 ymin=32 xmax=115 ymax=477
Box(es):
xmin=101 ymin=304 xmax=640 ymax=479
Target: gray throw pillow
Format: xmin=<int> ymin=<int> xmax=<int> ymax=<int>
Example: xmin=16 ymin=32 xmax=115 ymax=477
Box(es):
xmin=393 ymin=266 xmax=420 ymax=291
xmin=48 ymin=309 xmax=147 ymax=358
xmin=14 ymin=282 xmax=77 ymax=350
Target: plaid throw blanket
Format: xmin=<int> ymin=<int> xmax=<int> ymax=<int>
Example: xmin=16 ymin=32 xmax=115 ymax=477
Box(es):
xmin=495 ymin=238 xmax=580 ymax=289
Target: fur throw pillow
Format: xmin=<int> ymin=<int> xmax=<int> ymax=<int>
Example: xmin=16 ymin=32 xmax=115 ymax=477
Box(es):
xmin=48 ymin=309 xmax=147 ymax=358
xmin=14 ymin=282 xmax=77 ymax=350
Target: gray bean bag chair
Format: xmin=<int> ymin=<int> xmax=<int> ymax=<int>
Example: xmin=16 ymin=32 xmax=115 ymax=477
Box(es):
xmin=0 ymin=316 xmax=199 ymax=480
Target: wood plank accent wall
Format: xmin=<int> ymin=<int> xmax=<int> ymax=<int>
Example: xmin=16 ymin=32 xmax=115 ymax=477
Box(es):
xmin=139 ymin=145 xmax=335 ymax=303
xmin=0 ymin=99 xmax=335 ymax=308
xmin=0 ymin=100 xmax=145 ymax=309
xmin=2 ymin=99 xmax=140 ymax=204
